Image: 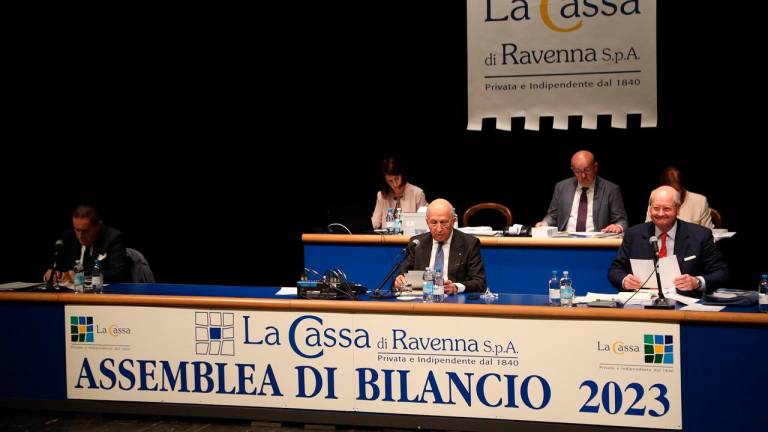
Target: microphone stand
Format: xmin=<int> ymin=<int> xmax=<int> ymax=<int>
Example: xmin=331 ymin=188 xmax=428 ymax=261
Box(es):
xmin=46 ymin=245 xmax=61 ymax=291
xmin=645 ymin=251 xmax=676 ymax=309
xmin=371 ymin=248 xmax=409 ymax=299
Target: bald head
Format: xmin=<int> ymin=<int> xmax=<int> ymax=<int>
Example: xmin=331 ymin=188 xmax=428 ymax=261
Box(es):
xmin=571 ymin=150 xmax=598 ymax=187
xmin=649 ymin=185 xmax=680 ymax=232
xmin=426 ymin=198 xmax=455 ymax=242
xmin=651 ymin=185 xmax=681 ymax=207
xmin=571 ymin=150 xmax=595 ymax=166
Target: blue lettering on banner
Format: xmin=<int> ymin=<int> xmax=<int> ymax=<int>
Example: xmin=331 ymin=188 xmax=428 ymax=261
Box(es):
xmin=289 ymin=314 xmax=371 ymax=359
xmin=355 ymin=368 xmax=551 ymax=409
xmin=295 ymin=366 xmax=338 ymax=399
xmin=74 ymin=357 xmax=283 ymax=397
xmin=242 ymin=315 xmax=281 ymax=346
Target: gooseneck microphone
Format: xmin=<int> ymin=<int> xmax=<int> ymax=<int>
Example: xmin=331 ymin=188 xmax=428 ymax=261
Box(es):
xmin=46 ymin=239 xmax=64 ymax=290
xmin=372 ymin=238 xmax=420 ymax=298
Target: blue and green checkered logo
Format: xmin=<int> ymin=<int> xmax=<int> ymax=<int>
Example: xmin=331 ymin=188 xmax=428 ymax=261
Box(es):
xmin=70 ymin=316 xmax=94 ymax=343
xmin=644 ymin=334 xmax=673 ymax=364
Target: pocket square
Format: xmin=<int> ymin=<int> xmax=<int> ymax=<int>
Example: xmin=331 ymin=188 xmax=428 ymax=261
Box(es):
xmin=684 ymin=255 xmax=696 ymax=261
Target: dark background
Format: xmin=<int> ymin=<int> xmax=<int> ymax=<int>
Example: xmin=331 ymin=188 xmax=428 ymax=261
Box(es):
xmin=2 ymin=2 xmax=764 ymax=289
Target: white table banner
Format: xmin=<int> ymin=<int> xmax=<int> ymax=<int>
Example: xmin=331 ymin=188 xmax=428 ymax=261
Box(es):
xmin=66 ymin=305 xmax=681 ymax=429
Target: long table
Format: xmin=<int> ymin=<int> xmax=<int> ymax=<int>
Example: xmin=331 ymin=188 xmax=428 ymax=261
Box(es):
xmin=1 ymin=283 xmax=766 ymax=431
xmin=303 ymin=233 xmax=622 ymax=295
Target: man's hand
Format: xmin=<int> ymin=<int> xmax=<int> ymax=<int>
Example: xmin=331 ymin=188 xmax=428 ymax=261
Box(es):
xmin=444 ymin=279 xmax=458 ymax=295
xmin=622 ymin=274 xmax=642 ymax=290
xmin=674 ymin=274 xmax=700 ymax=291
xmin=601 ymin=224 xmax=624 ymax=233
xmin=394 ymin=274 xmax=407 ymax=290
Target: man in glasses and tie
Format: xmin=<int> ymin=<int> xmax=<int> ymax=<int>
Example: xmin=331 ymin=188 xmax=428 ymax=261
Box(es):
xmin=394 ymin=198 xmax=486 ymax=295
xmin=535 ymin=150 xmax=627 ymax=233
xmin=608 ymin=186 xmax=729 ymax=297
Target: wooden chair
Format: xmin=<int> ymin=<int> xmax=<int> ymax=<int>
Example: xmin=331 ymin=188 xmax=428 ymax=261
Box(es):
xmin=709 ymin=208 xmax=723 ymax=228
xmin=462 ymin=203 xmax=513 ymax=230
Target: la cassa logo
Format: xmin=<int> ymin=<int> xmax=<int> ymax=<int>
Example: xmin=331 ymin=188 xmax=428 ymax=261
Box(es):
xmin=70 ymin=316 xmax=94 ymax=343
xmin=644 ymin=334 xmax=673 ymax=364
xmin=195 ymin=311 xmax=235 ymax=356
xmin=70 ymin=316 xmax=132 ymax=343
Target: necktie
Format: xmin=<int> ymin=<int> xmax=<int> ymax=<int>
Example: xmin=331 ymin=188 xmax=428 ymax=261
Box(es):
xmin=434 ymin=242 xmax=444 ymax=275
xmin=659 ymin=232 xmax=668 ymax=258
xmin=576 ymin=187 xmax=589 ymax=231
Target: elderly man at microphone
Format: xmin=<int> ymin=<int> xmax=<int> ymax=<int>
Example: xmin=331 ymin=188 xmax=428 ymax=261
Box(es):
xmin=394 ymin=198 xmax=487 ymax=295
xmin=608 ymin=186 xmax=729 ymax=297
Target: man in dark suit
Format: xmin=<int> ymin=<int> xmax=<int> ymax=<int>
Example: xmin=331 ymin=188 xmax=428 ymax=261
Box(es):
xmin=535 ymin=150 xmax=628 ymax=233
xmin=44 ymin=205 xmax=132 ymax=285
xmin=608 ymin=186 xmax=729 ymax=297
xmin=394 ymin=198 xmax=486 ymax=294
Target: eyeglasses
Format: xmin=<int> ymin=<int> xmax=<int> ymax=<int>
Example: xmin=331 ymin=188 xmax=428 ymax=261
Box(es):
xmin=571 ymin=166 xmax=594 ymax=175
xmin=427 ymin=220 xmax=452 ymax=228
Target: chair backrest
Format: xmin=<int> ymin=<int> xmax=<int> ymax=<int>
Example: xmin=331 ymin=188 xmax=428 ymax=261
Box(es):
xmin=709 ymin=208 xmax=723 ymax=228
xmin=462 ymin=203 xmax=513 ymax=229
xmin=126 ymin=248 xmax=156 ymax=283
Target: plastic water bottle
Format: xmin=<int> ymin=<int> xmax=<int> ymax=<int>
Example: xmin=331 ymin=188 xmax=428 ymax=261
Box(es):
xmin=422 ymin=268 xmax=434 ymax=303
xmin=759 ymin=274 xmax=768 ymax=313
xmin=548 ymin=271 xmax=560 ymax=305
xmin=394 ymin=207 xmax=402 ymax=234
xmin=385 ymin=208 xmax=394 ymax=233
xmin=91 ymin=259 xmax=103 ymax=294
xmin=433 ymin=270 xmax=445 ymax=303
xmin=73 ymin=260 xmax=85 ymax=293
xmin=560 ymin=270 xmax=574 ymax=307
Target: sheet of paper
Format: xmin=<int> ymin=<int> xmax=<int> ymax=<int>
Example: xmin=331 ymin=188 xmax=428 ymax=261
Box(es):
xmin=0 ymin=281 xmax=42 ymax=291
xmin=630 ymin=256 xmax=681 ymax=290
xmin=276 ymin=287 xmax=298 ymax=296
xmin=680 ymin=304 xmax=725 ymax=312
xmin=664 ymin=292 xmax=699 ymax=306
xmin=580 ymin=290 xmax=654 ymax=305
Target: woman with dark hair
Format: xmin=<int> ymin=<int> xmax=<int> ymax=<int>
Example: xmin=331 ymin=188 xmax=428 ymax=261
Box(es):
xmin=371 ymin=158 xmax=427 ymax=229
xmin=645 ymin=167 xmax=714 ymax=228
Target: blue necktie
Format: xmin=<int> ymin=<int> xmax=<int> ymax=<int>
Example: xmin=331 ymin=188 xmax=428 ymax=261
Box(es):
xmin=434 ymin=242 xmax=444 ymax=274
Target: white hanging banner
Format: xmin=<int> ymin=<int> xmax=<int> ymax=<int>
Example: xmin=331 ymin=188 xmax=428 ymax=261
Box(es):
xmin=467 ymin=0 xmax=657 ymax=130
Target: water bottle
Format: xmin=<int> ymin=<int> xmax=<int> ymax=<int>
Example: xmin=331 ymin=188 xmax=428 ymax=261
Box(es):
xmin=452 ymin=208 xmax=459 ymax=228
xmin=548 ymin=270 xmax=560 ymax=305
xmin=385 ymin=208 xmax=394 ymax=233
xmin=433 ymin=270 xmax=445 ymax=303
xmin=422 ymin=268 xmax=434 ymax=303
xmin=759 ymin=274 xmax=768 ymax=313
xmin=394 ymin=207 xmax=402 ymax=234
xmin=91 ymin=259 xmax=103 ymax=294
xmin=73 ymin=260 xmax=85 ymax=293
xmin=560 ymin=270 xmax=574 ymax=307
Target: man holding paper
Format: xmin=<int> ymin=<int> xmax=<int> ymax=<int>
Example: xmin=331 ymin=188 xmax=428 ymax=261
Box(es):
xmin=608 ymin=186 xmax=729 ymax=297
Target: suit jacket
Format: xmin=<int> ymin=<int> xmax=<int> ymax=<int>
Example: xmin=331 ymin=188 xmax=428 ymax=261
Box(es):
xmin=399 ymin=229 xmax=486 ymax=293
xmin=608 ymin=220 xmax=729 ymax=297
xmin=59 ymin=226 xmax=132 ymax=283
xmin=543 ymin=176 xmax=628 ymax=231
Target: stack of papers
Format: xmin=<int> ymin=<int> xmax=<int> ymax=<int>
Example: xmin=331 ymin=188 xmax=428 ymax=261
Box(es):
xmin=577 ymin=291 xmax=655 ymax=305
xmin=566 ymin=231 xmax=622 ymax=238
xmin=458 ymin=226 xmax=502 ymax=236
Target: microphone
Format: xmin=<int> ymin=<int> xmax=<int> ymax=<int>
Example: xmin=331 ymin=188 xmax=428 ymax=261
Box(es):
xmin=649 ymin=235 xmax=659 ymax=259
xmin=46 ymin=240 xmax=64 ymax=290
xmin=645 ymin=235 xmax=675 ymax=309
xmin=372 ymin=238 xmax=420 ymax=298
